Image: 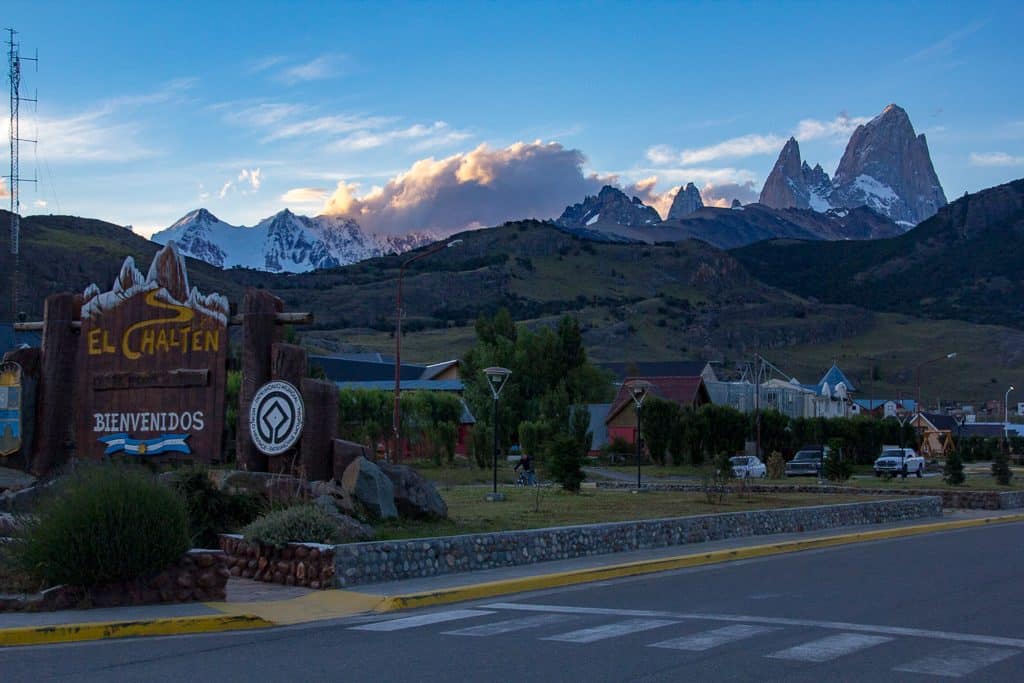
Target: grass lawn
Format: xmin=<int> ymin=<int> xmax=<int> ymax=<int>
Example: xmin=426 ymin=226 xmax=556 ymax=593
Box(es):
xmin=373 ymin=486 xmax=877 ymax=541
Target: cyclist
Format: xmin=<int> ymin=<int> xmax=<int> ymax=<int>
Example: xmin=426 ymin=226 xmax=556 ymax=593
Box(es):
xmin=515 ymin=451 xmax=536 ymax=485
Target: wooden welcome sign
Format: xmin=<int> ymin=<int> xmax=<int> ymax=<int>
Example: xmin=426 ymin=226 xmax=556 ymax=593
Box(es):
xmin=76 ymin=243 xmax=229 ymax=463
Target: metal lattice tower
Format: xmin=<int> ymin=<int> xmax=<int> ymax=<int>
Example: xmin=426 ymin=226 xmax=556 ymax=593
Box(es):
xmin=5 ymin=28 xmax=37 ymax=320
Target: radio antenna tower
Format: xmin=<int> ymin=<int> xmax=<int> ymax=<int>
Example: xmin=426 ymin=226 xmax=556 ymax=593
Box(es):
xmin=5 ymin=28 xmax=37 ymax=321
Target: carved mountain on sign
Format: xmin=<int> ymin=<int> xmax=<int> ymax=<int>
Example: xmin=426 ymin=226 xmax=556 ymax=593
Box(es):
xmin=82 ymin=242 xmax=229 ymax=324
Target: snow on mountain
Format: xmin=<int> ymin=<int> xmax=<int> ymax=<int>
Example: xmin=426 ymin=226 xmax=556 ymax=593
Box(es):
xmin=152 ymin=208 xmax=438 ymax=273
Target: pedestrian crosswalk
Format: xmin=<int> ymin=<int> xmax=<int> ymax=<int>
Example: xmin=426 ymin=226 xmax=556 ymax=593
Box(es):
xmin=349 ymin=604 xmax=1022 ymax=678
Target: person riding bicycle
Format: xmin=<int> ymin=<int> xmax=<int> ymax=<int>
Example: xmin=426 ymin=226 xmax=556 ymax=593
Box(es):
xmin=515 ymin=451 xmax=536 ymax=485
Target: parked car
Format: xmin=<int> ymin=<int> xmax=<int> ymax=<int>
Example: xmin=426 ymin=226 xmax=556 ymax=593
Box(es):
xmin=873 ymin=447 xmax=924 ymax=478
xmin=785 ymin=446 xmax=830 ymax=477
xmin=729 ymin=455 xmax=766 ymax=478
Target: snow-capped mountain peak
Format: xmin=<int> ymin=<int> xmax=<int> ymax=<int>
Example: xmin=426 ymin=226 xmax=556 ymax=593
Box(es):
xmin=152 ymin=209 xmax=438 ymax=273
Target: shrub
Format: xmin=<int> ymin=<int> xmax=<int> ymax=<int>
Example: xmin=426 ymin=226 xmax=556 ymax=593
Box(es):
xmin=766 ymin=451 xmax=786 ymax=479
xmin=15 ymin=466 xmax=190 ymax=587
xmin=169 ymin=469 xmax=265 ymax=547
xmin=944 ymin=450 xmax=965 ymax=486
xmin=545 ymin=433 xmax=586 ymax=492
xmin=242 ymin=504 xmax=342 ymax=547
xmin=992 ymin=449 xmax=1013 ymax=486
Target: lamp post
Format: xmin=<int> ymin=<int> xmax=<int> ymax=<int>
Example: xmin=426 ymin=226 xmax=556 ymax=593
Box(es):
xmin=627 ymin=380 xmax=650 ymax=493
xmin=1006 ymin=386 xmax=1015 ymax=453
xmin=392 ymin=239 xmax=462 ymax=462
xmin=914 ymin=352 xmax=957 ymax=416
xmin=483 ymin=366 xmax=511 ymax=502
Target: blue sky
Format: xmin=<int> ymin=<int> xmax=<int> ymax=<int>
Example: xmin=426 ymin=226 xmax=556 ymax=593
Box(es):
xmin=3 ymin=0 xmax=1023 ymax=236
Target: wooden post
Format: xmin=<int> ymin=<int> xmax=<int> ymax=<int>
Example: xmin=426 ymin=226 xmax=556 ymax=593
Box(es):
xmin=33 ymin=293 xmax=81 ymax=476
xmin=238 ymin=290 xmax=284 ymax=473
xmin=267 ymin=343 xmax=307 ymax=475
xmin=300 ymin=378 xmax=338 ymax=482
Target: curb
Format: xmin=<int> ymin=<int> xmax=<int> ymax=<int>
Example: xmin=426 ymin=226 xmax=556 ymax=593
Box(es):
xmin=375 ymin=512 xmax=1024 ymax=612
xmin=0 ymin=613 xmax=273 ymax=648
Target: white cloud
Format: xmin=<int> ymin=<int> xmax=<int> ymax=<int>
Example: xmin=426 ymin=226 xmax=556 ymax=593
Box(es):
xmin=33 ymin=199 xmax=48 ymax=209
xmin=280 ymin=187 xmax=329 ymax=204
xmin=330 ymin=121 xmax=471 ymax=152
xmin=628 ymin=176 xmax=760 ymax=217
xmin=700 ymin=181 xmax=760 ymax=207
xmin=646 ymin=134 xmax=784 ymax=166
xmin=218 ymin=181 xmax=233 ymax=199
xmin=0 ymin=178 xmax=9 ymax=199
xmin=969 ymin=152 xmax=1024 ymax=167
xmin=220 ymin=102 xmax=308 ymax=129
xmin=276 ymin=55 xmax=346 ymax=84
xmin=198 ymin=183 xmax=210 ymax=201
xmin=906 ymin=20 xmax=987 ymax=63
xmin=322 ymin=141 xmax=613 ymax=235
xmin=795 ymin=113 xmax=870 ymax=142
xmin=238 ymin=168 xmax=262 ymax=191
xmin=263 ymin=113 xmax=395 ymax=142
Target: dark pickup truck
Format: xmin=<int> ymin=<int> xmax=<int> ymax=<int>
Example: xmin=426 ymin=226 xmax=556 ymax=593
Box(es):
xmin=784 ymin=446 xmax=830 ymax=477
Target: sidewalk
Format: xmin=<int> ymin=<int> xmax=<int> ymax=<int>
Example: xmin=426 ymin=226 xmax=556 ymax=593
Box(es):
xmin=2 ymin=508 xmax=1022 ymax=645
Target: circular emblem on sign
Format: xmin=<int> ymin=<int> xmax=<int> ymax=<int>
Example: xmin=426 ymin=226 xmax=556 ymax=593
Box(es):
xmin=249 ymin=381 xmax=305 ymax=455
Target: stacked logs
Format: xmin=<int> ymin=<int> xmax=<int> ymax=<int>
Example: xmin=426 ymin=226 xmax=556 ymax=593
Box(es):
xmin=219 ymin=534 xmax=336 ymax=589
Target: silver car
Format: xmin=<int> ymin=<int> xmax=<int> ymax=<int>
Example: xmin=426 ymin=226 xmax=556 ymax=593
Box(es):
xmin=730 ymin=455 xmax=767 ymax=478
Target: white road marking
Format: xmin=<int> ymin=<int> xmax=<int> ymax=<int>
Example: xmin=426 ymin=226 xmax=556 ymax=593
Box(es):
xmin=768 ymin=633 xmax=892 ymax=662
xmin=350 ymin=609 xmax=494 ymax=632
xmin=442 ymin=613 xmax=578 ymax=637
xmin=483 ymin=603 xmax=1024 ymax=649
xmin=650 ymin=624 xmax=780 ymax=651
xmin=542 ymin=619 xmax=679 ymax=644
xmin=893 ymin=645 xmax=1020 ymax=678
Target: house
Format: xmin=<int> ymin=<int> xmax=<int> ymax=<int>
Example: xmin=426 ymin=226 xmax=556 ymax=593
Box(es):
xmin=605 ymin=376 xmax=711 ymax=446
xmin=600 ymin=361 xmax=718 ymax=384
xmin=909 ymin=412 xmax=959 ymax=458
xmin=851 ymin=399 xmax=918 ymax=418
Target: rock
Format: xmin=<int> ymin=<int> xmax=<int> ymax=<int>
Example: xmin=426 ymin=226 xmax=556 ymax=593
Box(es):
xmin=332 ymin=439 xmax=371 ymax=482
xmin=218 ymin=470 xmax=311 ymax=503
xmin=556 ymin=185 xmax=662 ymax=229
xmin=0 ymin=478 xmax=59 ymax=513
xmin=341 ymin=457 xmax=398 ymax=520
xmin=310 ymin=479 xmax=358 ymax=516
xmin=759 ymin=138 xmax=833 ymax=212
xmin=378 ymin=463 xmax=448 ymax=520
xmin=312 ymin=495 xmax=376 ymax=541
xmin=0 ymin=465 xmax=37 ymax=493
xmin=667 ymin=182 xmax=704 ymax=220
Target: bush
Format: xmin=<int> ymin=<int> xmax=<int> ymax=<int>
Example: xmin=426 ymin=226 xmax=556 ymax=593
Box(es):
xmin=824 ymin=452 xmax=853 ymax=483
xmin=242 ymin=504 xmax=342 ymax=547
xmin=766 ymin=451 xmax=786 ymax=479
xmin=169 ymin=469 xmax=265 ymax=547
xmin=546 ymin=434 xmax=586 ymax=492
xmin=15 ymin=466 xmax=190 ymax=587
xmin=944 ymin=451 xmax=965 ymax=486
xmin=992 ymin=449 xmax=1013 ymax=485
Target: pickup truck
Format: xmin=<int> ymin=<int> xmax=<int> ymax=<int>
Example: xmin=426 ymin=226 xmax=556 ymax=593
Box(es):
xmin=784 ymin=446 xmax=831 ymax=477
xmin=873 ymin=447 xmax=924 ymax=478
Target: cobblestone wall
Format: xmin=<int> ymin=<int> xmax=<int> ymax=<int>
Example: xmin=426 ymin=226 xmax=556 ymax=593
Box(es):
xmin=332 ymin=498 xmax=941 ymax=588
xmin=596 ymin=482 xmax=1024 ymax=510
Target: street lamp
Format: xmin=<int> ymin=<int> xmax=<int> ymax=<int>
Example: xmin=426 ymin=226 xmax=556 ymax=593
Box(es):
xmin=915 ymin=352 xmax=957 ymax=415
xmin=392 ymin=238 xmax=463 ymax=462
xmin=626 ymin=380 xmax=651 ymax=492
xmin=1006 ymin=386 xmax=1015 ymax=452
xmin=483 ymin=366 xmax=511 ymax=501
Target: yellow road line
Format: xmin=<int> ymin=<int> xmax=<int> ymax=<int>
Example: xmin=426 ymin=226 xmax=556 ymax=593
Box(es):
xmin=0 ymin=614 xmax=272 ymax=648
xmin=377 ymin=513 xmax=1024 ymax=612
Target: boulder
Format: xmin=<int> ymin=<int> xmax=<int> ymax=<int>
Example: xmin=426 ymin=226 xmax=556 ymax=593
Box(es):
xmin=378 ymin=463 xmax=448 ymax=520
xmin=341 ymin=457 xmax=397 ymax=520
xmin=332 ymin=439 xmax=371 ymax=481
xmin=310 ymin=480 xmax=359 ymax=517
xmin=311 ymin=495 xmax=375 ymax=542
xmin=0 ymin=478 xmax=58 ymax=513
xmin=218 ymin=470 xmax=311 ymax=504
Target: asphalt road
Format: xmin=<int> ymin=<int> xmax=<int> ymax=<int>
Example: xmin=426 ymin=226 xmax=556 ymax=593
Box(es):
xmin=3 ymin=522 xmax=1023 ymax=682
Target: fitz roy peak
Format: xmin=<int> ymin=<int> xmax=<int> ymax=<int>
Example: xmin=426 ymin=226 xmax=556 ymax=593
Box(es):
xmin=759 ymin=104 xmax=947 ymax=226
xmin=152 ymin=208 xmax=436 ymax=273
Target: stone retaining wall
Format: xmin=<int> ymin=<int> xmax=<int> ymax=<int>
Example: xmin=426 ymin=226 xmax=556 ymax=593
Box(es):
xmin=0 ymin=549 xmax=229 ymax=612
xmin=596 ymin=481 xmax=1024 ymax=510
xmin=219 ymin=534 xmax=336 ymax=589
xmin=331 ymin=497 xmax=941 ymax=588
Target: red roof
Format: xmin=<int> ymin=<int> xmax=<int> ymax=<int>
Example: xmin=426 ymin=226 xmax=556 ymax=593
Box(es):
xmin=605 ymin=375 xmax=710 ymax=424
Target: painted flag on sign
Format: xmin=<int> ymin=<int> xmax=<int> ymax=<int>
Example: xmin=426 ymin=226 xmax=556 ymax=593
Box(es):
xmin=98 ymin=433 xmax=192 ymax=456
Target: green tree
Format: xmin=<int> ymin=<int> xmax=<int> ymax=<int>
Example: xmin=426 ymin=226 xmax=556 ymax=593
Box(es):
xmin=992 ymin=449 xmax=1013 ymax=485
xmin=944 ymin=450 xmax=965 ymax=486
xmin=757 ymin=410 xmax=790 ymax=457
xmin=640 ymin=397 xmax=680 ymax=465
xmin=546 ymin=433 xmax=586 ymax=492
xmin=701 ymin=404 xmax=748 ymax=458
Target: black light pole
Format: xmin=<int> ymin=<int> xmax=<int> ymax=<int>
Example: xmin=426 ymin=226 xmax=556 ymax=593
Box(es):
xmin=627 ymin=381 xmax=649 ymax=493
xmin=483 ymin=366 xmax=511 ymax=502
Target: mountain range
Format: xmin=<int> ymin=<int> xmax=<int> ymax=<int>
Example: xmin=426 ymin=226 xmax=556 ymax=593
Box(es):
xmin=151 ymin=208 xmax=436 ymax=273
xmin=759 ymin=104 xmax=947 ymax=226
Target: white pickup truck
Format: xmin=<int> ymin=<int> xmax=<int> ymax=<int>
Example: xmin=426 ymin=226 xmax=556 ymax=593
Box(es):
xmin=873 ymin=447 xmax=925 ymax=478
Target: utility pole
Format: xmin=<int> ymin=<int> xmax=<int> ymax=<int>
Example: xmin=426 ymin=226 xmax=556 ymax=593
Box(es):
xmin=5 ymin=28 xmax=37 ymax=321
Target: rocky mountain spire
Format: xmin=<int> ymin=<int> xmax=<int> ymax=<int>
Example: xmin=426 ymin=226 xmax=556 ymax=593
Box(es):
xmin=830 ymin=103 xmax=947 ymax=225
xmin=556 ymin=185 xmax=662 ymax=228
xmin=759 ymin=138 xmax=832 ymax=211
xmin=667 ymin=182 xmax=704 ymax=220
